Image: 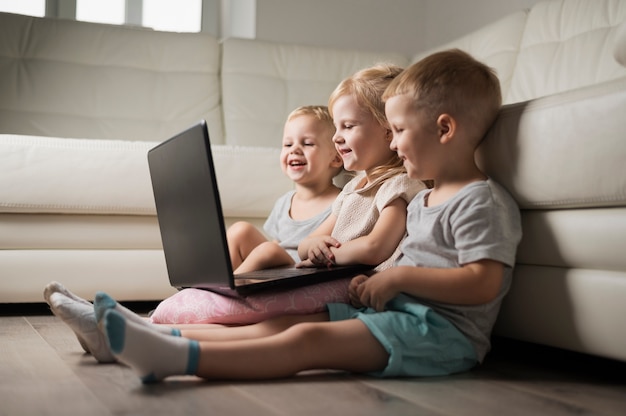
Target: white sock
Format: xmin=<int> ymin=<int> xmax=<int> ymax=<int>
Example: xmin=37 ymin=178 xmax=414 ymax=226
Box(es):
xmin=43 ymin=281 xmax=94 ymax=353
xmin=102 ymin=309 xmax=200 ymax=383
xmin=43 ymin=281 xmax=91 ymax=352
xmin=47 ymin=292 xmax=116 ymax=363
xmin=93 ymin=292 xmax=180 ymax=336
xmin=44 ymin=281 xmax=92 ymax=306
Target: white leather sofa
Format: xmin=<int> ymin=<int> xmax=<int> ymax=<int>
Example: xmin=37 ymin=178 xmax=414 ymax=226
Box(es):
xmin=1 ymin=0 xmax=625 ymax=362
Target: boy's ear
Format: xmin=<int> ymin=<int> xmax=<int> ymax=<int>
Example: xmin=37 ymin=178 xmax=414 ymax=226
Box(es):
xmin=437 ymin=114 xmax=456 ymax=144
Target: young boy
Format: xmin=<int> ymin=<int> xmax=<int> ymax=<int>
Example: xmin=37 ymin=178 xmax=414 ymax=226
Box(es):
xmin=95 ymin=49 xmax=522 ymax=382
xmin=227 ymin=105 xmax=343 ymax=273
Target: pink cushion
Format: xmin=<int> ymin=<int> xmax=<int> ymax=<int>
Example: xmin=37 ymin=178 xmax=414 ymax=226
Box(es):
xmin=150 ymin=278 xmax=352 ymax=325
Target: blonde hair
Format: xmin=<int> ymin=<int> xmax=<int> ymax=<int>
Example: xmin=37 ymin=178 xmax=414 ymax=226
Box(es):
xmin=383 ymin=49 xmax=502 ymax=146
xmin=287 ymin=105 xmax=335 ymax=131
xmin=328 ymin=63 xmax=406 ymax=181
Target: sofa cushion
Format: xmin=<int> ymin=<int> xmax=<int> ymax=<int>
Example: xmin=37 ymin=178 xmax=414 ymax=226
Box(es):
xmin=614 ymin=20 xmax=626 ymax=67
xmin=506 ymin=0 xmax=626 ymax=103
xmin=0 ymin=249 xmax=177 ymax=303
xmin=516 ymin=208 xmax=626 ymax=271
xmin=0 ymin=12 xmax=224 ymax=143
xmin=412 ymin=10 xmax=529 ymax=104
xmin=221 ymin=38 xmax=408 ymax=147
xmin=0 ymin=135 xmax=292 ymax=218
xmin=0 ymin=214 xmax=162 ymax=249
xmin=476 ymin=77 xmax=626 ymax=209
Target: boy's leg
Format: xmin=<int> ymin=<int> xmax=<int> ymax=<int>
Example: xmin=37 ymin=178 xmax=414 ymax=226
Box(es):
xmin=234 ymin=241 xmax=294 ymax=274
xmin=226 ymin=221 xmax=268 ymax=270
xmin=102 ymin=309 xmax=388 ymax=382
xmin=196 ymin=318 xmax=389 ymax=379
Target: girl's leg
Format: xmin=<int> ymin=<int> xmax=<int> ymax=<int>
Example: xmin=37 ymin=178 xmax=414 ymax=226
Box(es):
xmin=234 ymin=241 xmax=295 ymax=274
xmin=180 ymin=312 xmax=327 ymax=341
xmin=226 ymin=221 xmax=268 ymax=270
xmin=102 ymin=309 xmax=388 ymax=382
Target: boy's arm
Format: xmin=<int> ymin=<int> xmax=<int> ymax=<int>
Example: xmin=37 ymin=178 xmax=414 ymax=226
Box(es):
xmin=357 ymin=260 xmax=504 ymax=312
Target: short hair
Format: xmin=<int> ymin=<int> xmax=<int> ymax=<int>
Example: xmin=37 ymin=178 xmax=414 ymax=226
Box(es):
xmin=286 ymin=105 xmax=344 ymax=179
xmin=328 ymin=63 xmax=406 ymax=177
xmin=383 ymin=49 xmax=502 ymax=145
xmin=287 ymin=105 xmax=336 ymax=135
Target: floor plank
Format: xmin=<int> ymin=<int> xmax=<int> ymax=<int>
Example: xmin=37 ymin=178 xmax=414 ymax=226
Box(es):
xmin=226 ymin=372 xmax=442 ymax=416
xmin=475 ymin=339 xmax=626 ymax=416
xmin=2 ymin=313 xmax=626 ymax=416
xmin=0 ymin=317 xmax=109 ymax=416
xmin=28 ymin=316 xmax=280 ymax=416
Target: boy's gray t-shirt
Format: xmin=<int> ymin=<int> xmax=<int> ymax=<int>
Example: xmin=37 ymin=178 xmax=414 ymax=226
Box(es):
xmin=395 ymin=179 xmax=522 ymax=362
xmin=263 ymin=190 xmax=332 ymax=262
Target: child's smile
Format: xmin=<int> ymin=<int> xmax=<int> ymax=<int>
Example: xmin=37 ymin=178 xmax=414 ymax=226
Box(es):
xmin=287 ymin=158 xmax=307 ymax=170
xmin=336 ymin=146 xmax=353 ymax=159
xmin=332 ymin=94 xmax=394 ymax=173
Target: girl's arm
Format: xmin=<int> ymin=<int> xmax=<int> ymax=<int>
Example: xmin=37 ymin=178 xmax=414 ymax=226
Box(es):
xmin=327 ymin=197 xmax=408 ymax=266
xmin=356 ymin=260 xmax=505 ymax=311
xmin=297 ymin=214 xmax=338 ymax=263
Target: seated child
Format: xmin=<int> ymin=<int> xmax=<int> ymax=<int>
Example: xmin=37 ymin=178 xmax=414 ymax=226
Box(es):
xmin=296 ymin=63 xmax=427 ymax=271
xmin=93 ymin=49 xmax=522 ymax=382
xmin=227 ymin=105 xmax=343 ymax=274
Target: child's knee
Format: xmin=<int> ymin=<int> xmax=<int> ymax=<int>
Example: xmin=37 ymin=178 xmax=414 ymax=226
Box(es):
xmin=283 ymin=322 xmax=328 ymax=349
xmin=227 ymin=221 xmax=256 ymax=240
xmin=255 ymin=241 xmax=289 ymax=260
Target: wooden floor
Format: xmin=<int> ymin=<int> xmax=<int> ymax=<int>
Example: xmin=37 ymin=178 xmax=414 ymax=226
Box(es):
xmin=1 ymin=304 xmax=625 ymax=416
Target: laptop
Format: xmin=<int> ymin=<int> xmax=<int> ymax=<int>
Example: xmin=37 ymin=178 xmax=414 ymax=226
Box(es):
xmin=147 ymin=120 xmax=371 ymax=295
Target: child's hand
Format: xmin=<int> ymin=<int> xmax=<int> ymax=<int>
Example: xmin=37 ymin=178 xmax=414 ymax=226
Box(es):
xmin=303 ymin=236 xmax=341 ymax=267
xmin=295 ymin=259 xmax=315 ymax=268
xmin=355 ymin=271 xmax=399 ymax=312
xmin=348 ymin=274 xmax=368 ymax=308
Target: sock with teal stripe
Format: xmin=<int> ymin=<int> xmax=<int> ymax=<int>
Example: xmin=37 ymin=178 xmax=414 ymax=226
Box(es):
xmin=102 ymin=309 xmax=199 ymax=383
xmin=94 ymin=292 xmax=180 ymax=336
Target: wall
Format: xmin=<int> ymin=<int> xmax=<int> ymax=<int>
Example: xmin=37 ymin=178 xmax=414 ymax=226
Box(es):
xmin=253 ymin=0 xmax=544 ymax=56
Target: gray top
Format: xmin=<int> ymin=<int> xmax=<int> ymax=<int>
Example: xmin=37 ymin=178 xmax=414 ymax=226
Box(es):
xmin=396 ymin=179 xmax=522 ymax=362
xmin=263 ymin=190 xmax=332 ymax=262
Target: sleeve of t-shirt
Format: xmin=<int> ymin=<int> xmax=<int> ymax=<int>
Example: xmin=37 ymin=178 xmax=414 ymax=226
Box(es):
xmin=452 ymin=184 xmax=522 ymax=268
xmin=375 ymin=174 xmax=428 ymax=212
xmin=331 ymin=176 xmax=359 ymax=218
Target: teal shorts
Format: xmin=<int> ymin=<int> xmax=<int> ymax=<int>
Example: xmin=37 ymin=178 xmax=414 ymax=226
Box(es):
xmin=327 ymin=294 xmax=477 ymax=377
